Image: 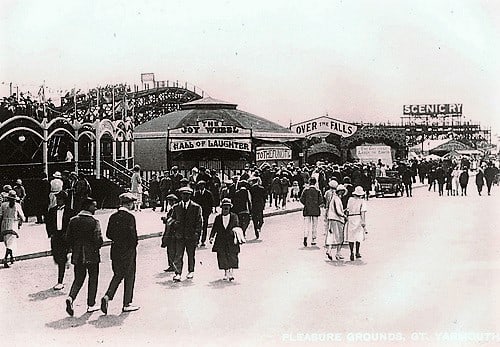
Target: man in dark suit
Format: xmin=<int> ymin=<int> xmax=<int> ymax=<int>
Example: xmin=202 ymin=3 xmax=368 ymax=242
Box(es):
xmin=100 ymin=193 xmax=140 ymax=314
xmin=45 ymin=190 xmax=75 ymax=290
xmin=192 ymin=180 xmax=214 ymax=247
xmin=231 ymin=180 xmax=252 ymax=236
xmin=249 ymin=177 xmax=266 ymax=239
xmin=171 ymin=187 xmax=202 ymax=282
xmin=65 ymin=197 xmax=103 ymax=316
xmin=169 ymin=166 xmax=183 ymax=194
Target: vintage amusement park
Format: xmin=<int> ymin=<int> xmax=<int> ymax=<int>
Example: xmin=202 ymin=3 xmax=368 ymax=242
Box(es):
xmin=1 ymin=73 xmax=500 ymax=346
xmin=0 ymin=74 xmax=497 ymax=212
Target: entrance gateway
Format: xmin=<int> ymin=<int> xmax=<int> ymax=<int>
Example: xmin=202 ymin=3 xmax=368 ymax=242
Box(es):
xmin=290 ymin=116 xmax=400 ymax=165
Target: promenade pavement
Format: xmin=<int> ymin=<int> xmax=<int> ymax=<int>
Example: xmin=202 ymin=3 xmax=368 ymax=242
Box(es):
xmin=12 ymin=200 xmax=303 ymax=260
xmin=0 ymin=183 xmax=498 ymax=346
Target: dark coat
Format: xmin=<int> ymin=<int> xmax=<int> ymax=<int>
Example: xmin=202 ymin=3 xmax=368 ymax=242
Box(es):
xmin=171 ymin=200 xmax=203 ymax=240
xmin=484 ymin=166 xmax=499 ymax=183
xmin=159 ymin=176 xmax=172 ymax=193
xmin=193 ymin=189 xmax=214 ymax=215
xmin=46 ymin=205 xmax=75 ymax=264
xmin=106 ymin=209 xmax=138 ymax=263
xmin=161 ymin=208 xmax=175 ymax=247
xmin=210 ymin=212 xmax=240 ymax=254
xmin=232 ymin=188 xmax=252 ymax=214
xmin=34 ymin=178 xmax=50 ymax=213
xmin=149 ymin=179 xmax=160 ymax=199
xmin=459 ymin=170 xmax=469 ymax=187
xmin=476 ymin=170 xmax=485 ymax=187
xmin=300 ymin=186 xmax=323 ymax=217
xmin=66 ymin=212 xmax=103 ymax=264
xmin=249 ymin=184 xmax=266 ymax=213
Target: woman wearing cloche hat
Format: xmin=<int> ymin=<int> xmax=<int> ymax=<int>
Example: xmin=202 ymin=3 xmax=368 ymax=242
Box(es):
xmin=345 ymin=186 xmax=368 ymax=261
xmin=0 ymin=190 xmax=25 ymax=267
xmin=209 ymin=198 xmax=241 ymax=281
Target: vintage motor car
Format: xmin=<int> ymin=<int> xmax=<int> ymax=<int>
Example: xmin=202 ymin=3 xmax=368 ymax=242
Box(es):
xmin=375 ymin=170 xmax=403 ymax=197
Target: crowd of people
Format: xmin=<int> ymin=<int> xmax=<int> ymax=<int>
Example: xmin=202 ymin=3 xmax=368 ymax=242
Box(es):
xmin=1 ymin=155 xmax=499 ymax=317
xmin=422 ymin=159 xmax=499 ymax=197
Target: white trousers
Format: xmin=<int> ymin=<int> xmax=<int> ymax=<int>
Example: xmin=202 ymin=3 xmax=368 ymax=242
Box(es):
xmin=304 ymin=216 xmax=318 ymax=239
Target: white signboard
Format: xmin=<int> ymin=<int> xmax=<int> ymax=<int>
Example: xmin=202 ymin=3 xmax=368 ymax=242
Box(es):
xmin=355 ymin=145 xmax=392 ymax=165
xmin=256 ymin=147 xmax=292 ymax=161
xmin=170 ymin=138 xmax=251 ymax=152
xmin=169 ymin=119 xmax=251 ymax=138
xmin=291 ymin=116 xmax=357 ymax=137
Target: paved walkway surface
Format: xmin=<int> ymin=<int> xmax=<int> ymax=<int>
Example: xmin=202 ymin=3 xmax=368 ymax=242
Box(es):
xmin=14 ymin=200 xmax=303 ymax=259
xmin=2 ymin=183 xmax=498 ymax=346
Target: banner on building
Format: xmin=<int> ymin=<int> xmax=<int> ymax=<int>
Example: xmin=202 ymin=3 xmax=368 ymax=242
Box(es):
xmin=170 ymin=138 xmax=251 ymax=152
xmin=169 ymin=119 xmax=251 ymax=138
xmin=291 ymin=116 xmax=357 ymax=137
xmin=355 ymin=145 xmax=392 ymax=165
xmin=256 ymin=146 xmax=292 ymax=161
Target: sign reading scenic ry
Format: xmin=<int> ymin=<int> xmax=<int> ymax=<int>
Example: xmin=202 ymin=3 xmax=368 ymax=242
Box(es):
xmin=290 ymin=116 xmax=357 ymax=137
xmin=403 ymin=104 xmax=462 ymax=116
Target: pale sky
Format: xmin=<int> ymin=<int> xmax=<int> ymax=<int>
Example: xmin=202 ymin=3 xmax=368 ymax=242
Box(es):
xmin=1 ymin=0 xmax=499 ymax=133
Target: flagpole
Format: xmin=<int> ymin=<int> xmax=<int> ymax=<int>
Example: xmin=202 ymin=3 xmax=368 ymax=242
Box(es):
xmin=112 ymin=86 xmax=115 ymax=120
xmin=73 ymin=86 xmax=77 ymax=121
xmin=42 ymin=82 xmax=49 ymax=175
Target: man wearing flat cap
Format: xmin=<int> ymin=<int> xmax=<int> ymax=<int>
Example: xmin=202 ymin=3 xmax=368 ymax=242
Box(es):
xmin=192 ymin=180 xmax=214 ymax=247
xmin=100 ymin=192 xmax=140 ymax=314
xmin=46 ymin=190 xmax=75 ymax=290
xmin=170 ymin=186 xmax=202 ymax=282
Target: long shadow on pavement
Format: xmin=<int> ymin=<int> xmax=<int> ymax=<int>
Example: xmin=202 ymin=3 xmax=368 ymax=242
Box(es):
xmin=207 ymin=279 xmax=240 ymax=289
xmin=156 ymin=279 xmax=195 ymax=289
xmin=325 ymin=260 xmax=347 ymax=267
xmin=29 ymin=288 xmax=65 ymax=301
xmin=45 ymin=312 xmax=92 ymax=330
xmin=155 ymin=271 xmax=175 ymax=279
xmin=299 ymin=246 xmax=321 ymax=251
xmin=88 ymin=313 xmax=129 ymax=329
xmin=346 ymin=260 xmax=367 ymax=266
xmin=245 ymin=239 xmax=263 ymax=244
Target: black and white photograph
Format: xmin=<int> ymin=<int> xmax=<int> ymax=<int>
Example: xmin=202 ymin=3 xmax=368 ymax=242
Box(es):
xmin=0 ymin=0 xmax=499 ymax=345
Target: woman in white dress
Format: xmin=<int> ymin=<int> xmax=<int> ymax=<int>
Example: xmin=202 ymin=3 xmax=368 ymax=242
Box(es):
xmin=345 ymin=186 xmax=367 ymax=261
xmin=323 ymin=180 xmax=338 ymax=235
xmin=0 ymin=190 xmax=25 ymax=268
xmin=130 ymin=165 xmax=143 ymax=211
xmin=325 ymin=184 xmax=346 ymax=260
xmin=451 ymin=165 xmax=462 ymax=196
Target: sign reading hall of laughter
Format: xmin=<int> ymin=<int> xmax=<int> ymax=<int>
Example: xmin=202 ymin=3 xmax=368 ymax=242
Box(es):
xmin=169 ymin=119 xmax=252 ymax=152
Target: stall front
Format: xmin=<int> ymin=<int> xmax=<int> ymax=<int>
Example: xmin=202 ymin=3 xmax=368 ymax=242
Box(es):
xmin=134 ymin=97 xmax=300 ymax=179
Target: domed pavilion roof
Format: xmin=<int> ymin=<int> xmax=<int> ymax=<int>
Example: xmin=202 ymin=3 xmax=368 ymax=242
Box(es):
xmin=134 ymin=97 xmax=298 ymax=140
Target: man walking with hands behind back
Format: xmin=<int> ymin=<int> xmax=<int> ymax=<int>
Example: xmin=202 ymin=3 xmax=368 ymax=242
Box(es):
xmin=65 ymin=197 xmax=103 ymax=316
xmin=101 ymin=193 xmax=140 ymax=314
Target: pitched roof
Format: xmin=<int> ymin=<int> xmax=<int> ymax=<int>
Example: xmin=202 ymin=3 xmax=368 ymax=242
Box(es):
xmin=135 ymin=98 xmax=294 ymax=134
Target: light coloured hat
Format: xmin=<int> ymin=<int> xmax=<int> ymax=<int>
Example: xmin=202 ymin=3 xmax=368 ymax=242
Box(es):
xmin=336 ymin=184 xmax=347 ymax=192
xmin=119 ymin=192 xmax=137 ymax=203
xmin=7 ymin=190 xmax=19 ymax=201
xmin=220 ymin=198 xmax=233 ymax=207
xmin=328 ymin=180 xmax=338 ymax=189
xmin=166 ymin=194 xmax=178 ymax=201
xmin=53 ymin=171 xmax=62 ymax=178
xmin=352 ymin=186 xmax=365 ymax=196
xmin=16 ymin=179 xmax=22 ymax=185
xmin=178 ymin=186 xmax=194 ymax=194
